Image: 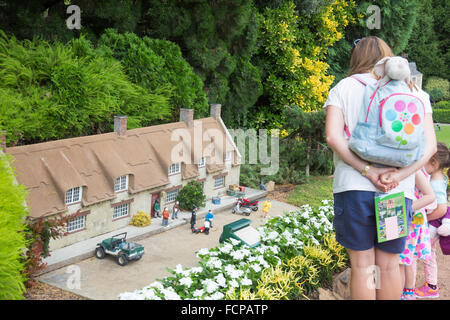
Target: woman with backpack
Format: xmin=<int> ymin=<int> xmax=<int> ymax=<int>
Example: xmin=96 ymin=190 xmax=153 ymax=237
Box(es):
xmin=324 ymin=36 xmax=437 ymax=300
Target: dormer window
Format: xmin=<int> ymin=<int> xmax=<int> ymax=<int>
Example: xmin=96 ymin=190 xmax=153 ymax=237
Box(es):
xmin=198 ymin=157 xmax=206 ymax=168
xmin=114 ymin=175 xmax=128 ymax=192
xmin=66 ymin=187 xmax=82 ymax=205
xmin=168 ymin=163 xmax=181 ymax=175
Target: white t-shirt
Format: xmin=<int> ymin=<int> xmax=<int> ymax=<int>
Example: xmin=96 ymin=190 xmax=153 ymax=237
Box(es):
xmin=323 ymin=73 xmax=433 ymax=200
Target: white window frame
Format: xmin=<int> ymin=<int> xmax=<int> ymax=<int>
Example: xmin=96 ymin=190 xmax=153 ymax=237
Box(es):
xmin=214 ymin=176 xmax=225 ymax=189
xmin=168 ymin=163 xmax=181 ymax=175
xmin=165 ymin=189 xmax=179 ymax=203
xmin=114 ymin=175 xmax=128 ymax=192
xmin=198 ymin=157 xmax=206 ymax=168
xmin=66 ymin=187 xmax=82 ymax=205
xmin=225 ymin=151 xmax=232 ymax=162
xmin=113 ymin=203 xmax=129 ymax=220
xmin=67 ymin=215 xmax=85 ymax=233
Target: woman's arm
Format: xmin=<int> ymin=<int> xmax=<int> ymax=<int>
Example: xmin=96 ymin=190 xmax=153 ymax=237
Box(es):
xmin=325 ymin=106 xmax=397 ymax=192
xmin=412 ymin=170 xmax=435 ymax=212
xmin=380 ymin=113 xmax=437 ymax=184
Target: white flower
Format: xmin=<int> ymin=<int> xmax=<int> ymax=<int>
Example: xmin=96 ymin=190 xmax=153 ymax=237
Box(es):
xmin=193 ymin=289 xmax=204 ymax=298
xmin=148 ymin=281 xmax=164 ymax=290
xmin=229 ymin=279 xmax=239 ymax=288
xmin=196 ymin=248 xmax=210 ymax=257
xmin=190 ymin=267 xmax=203 ymax=274
xmin=179 ymin=277 xmax=193 ymax=288
xmin=251 ymin=264 xmax=262 ymax=273
xmin=216 ymin=273 xmax=227 ymax=287
xmin=231 ymin=250 xmax=245 ymax=260
xmin=241 ymin=277 xmax=252 ymax=286
xmin=174 ymin=264 xmax=184 ymax=274
xmin=209 ymin=292 xmax=224 ymax=300
xmin=219 ymin=243 xmax=233 ymax=254
xmin=202 ymin=279 xmax=219 ymax=294
xmin=230 ymin=238 xmax=241 ymax=246
xmin=161 ymin=287 xmax=181 ymax=300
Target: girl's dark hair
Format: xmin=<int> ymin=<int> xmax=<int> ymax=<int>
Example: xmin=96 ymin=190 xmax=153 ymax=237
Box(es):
xmin=433 ymin=142 xmax=450 ymax=171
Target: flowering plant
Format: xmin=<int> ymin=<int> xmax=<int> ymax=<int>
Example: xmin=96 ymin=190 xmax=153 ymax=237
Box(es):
xmin=118 ymin=200 xmax=347 ymax=300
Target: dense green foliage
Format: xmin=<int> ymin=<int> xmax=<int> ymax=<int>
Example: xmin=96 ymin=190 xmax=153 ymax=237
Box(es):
xmin=97 ymin=29 xmax=208 ymax=120
xmin=0 ymin=153 xmax=28 ymax=299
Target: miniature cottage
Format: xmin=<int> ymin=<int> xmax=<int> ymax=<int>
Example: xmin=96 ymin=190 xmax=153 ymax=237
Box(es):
xmin=6 ymin=104 xmax=241 ymax=250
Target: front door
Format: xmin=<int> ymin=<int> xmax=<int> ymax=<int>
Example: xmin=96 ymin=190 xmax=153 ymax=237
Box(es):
xmin=151 ymin=193 xmax=159 ymax=218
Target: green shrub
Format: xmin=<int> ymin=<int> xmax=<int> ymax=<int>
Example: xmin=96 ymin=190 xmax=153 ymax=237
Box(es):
xmin=425 ymin=77 xmax=450 ymax=101
xmin=434 ymin=100 xmax=450 ymax=110
xmin=0 ymin=31 xmax=172 ymax=146
xmin=433 ymin=109 xmax=450 ymax=123
xmin=97 ymin=29 xmax=209 ymax=120
xmin=176 ymin=181 xmax=206 ymax=211
xmin=0 ymin=153 xmax=28 ymax=299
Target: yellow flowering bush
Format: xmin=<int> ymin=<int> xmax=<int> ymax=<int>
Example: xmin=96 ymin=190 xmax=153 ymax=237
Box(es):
xmin=255 ymin=0 xmax=357 ymax=128
xmin=130 ymin=211 xmax=152 ymax=227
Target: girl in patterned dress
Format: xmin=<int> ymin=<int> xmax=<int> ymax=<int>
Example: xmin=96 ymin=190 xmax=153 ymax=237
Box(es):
xmin=399 ymin=169 xmax=435 ymax=300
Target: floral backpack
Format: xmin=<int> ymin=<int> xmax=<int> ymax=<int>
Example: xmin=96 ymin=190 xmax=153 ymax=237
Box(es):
xmin=348 ymin=75 xmax=426 ymax=167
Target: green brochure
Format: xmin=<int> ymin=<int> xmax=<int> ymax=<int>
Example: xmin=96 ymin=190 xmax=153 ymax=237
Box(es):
xmin=374 ymin=192 xmax=408 ymax=243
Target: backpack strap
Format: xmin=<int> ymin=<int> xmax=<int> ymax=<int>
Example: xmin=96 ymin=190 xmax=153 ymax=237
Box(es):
xmin=350 ymin=75 xmax=368 ymax=86
xmin=344 ymin=125 xmax=351 ymax=139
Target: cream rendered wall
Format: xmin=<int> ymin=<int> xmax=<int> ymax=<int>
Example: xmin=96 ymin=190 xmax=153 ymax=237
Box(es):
xmin=48 ymin=163 xmax=240 ymax=250
xmin=49 ymin=188 xmax=151 ymax=250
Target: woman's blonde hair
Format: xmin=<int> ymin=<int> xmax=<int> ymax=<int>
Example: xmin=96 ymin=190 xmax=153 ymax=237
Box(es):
xmin=349 ymin=36 xmax=417 ymax=90
xmin=349 ymin=36 xmax=393 ymax=76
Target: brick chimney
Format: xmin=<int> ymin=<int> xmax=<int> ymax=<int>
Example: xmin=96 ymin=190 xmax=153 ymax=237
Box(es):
xmin=114 ymin=116 xmax=127 ymax=136
xmin=0 ymin=130 xmax=5 ymax=153
xmin=180 ymin=108 xmax=194 ymax=128
xmin=210 ymin=104 xmax=221 ymax=120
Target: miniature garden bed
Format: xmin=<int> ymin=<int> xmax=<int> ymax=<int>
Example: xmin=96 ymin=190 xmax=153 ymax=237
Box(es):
xmin=118 ymin=200 xmax=349 ymax=300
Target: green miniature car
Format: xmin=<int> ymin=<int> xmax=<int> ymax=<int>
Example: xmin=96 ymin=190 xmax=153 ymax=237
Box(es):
xmin=95 ymin=232 xmax=144 ymax=266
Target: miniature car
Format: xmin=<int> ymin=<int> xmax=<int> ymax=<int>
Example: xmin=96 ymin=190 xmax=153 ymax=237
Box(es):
xmin=95 ymin=232 xmax=144 ymax=266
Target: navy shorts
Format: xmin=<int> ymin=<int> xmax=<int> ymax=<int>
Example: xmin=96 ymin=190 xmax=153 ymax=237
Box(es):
xmin=333 ymin=191 xmax=414 ymax=254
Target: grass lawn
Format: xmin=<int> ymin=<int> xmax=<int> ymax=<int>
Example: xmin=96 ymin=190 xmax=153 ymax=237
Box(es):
xmin=286 ymin=175 xmax=333 ymax=208
xmin=435 ymin=124 xmax=450 ymax=145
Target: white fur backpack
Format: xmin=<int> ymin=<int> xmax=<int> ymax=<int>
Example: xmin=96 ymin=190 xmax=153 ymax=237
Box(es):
xmin=348 ymin=56 xmax=426 ymax=167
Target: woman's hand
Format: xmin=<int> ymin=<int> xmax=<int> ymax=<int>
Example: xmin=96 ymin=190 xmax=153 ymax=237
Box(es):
xmin=366 ymin=167 xmax=399 ymax=192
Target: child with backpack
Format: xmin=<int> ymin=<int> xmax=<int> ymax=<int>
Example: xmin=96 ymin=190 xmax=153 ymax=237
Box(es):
xmin=415 ymin=142 xmax=450 ymax=299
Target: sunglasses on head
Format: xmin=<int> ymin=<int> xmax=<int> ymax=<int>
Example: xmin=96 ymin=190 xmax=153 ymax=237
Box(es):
xmin=352 ymin=38 xmax=361 ymax=48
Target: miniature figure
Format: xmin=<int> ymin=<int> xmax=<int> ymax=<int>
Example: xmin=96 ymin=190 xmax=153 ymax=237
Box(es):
xmin=153 ymin=199 xmax=161 ymax=218
xmin=162 ymin=207 xmax=169 ymax=227
xmin=204 ymin=219 xmax=211 ymax=235
xmin=262 ymin=200 xmax=271 ymax=218
xmin=172 ymin=201 xmax=180 ymax=219
xmin=190 ymin=205 xmax=197 ymax=229
xmin=205 ymin=209 xmax=214 ymax=227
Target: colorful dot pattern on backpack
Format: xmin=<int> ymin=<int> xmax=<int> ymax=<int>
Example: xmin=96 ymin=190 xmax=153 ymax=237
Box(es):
xmin=388 ymin=100 xmax=422 ymax=137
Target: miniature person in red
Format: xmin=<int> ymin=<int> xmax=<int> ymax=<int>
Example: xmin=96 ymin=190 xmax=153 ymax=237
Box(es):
xmin=162 ymin=207 xmax=169 ymax=227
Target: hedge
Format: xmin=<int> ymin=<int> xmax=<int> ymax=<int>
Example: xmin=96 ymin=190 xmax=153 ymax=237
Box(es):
xmin=433 ymin=109 xmax=450 ymax=123
xmin=0 ymin=153 xmax=28 ymax=299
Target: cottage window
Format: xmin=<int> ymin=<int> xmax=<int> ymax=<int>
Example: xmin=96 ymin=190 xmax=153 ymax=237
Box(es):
xmin=67 ymin=215 xmax=85 ymax=233
xmin=165 ymin=189 xmax=179 ymax=203
xmin=198 ymin=157 xmax=206 ymax=168
xmin=168 ymin=163 xmax=181 ymax=175
xmin=214 ymin=176 xmax=225 ymax=188
xmin=113 ymin=203 xmax=129 ymax=219
xmin=114 ymin=175 xmax=128 ymax=192
xmin=66 ymin=187 xmax=82 ymax=205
